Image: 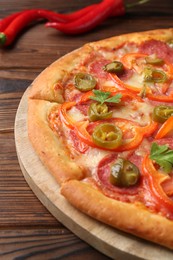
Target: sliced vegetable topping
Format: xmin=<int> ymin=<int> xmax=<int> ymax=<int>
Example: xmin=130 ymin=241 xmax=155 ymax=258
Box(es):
xmin=142 ymin=155 xmax=173 ymax=214
xmin=150 ymin=142 xmax=173 ymax=174
xmin=120 ymin=53 xmax=147 ymax=70
xmin=92 ymin=123 xmax=122 ymax=149
xmin=155 ymin=116 xmax=173 ymax=139
xmin=167 ymin=39 xmax=173 ymax=48
xmin=103 ymin=61 xmax=124 ymax=74
xmin=110 ymin=158 xmax=140 ymax=187
xmin=143 ymin=67 xmax=167 ymax=83
xmin=74 ymin=72 xmax=97 ymax=91
xmin=145 ymin=56 xmax=164 ymax=65
xmin=153 ymin=105 xmax=173 ymax=123
xmin=90 ymin=89 xmax=122 ymax=105
xmin=59 ymin=101 xmax=76 ymax=129
xmin=88 ymin=103 xmax=112 ymax=122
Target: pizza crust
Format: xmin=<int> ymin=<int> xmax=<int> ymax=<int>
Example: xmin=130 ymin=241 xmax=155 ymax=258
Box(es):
xmin=61 ymin=179 xmax=173 ymax=249
xmin=28 ymin=98 xmax=84 ymax=184
xmin=29 ymin=44 xmax=93 ymax=103
xmin=88 ymin=28 xmax=173 ymax=50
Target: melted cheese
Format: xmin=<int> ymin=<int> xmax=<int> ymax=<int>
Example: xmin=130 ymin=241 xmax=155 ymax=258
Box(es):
xmin=68 ymin=106 xmax=86 ymax=121
xmin=112 ymin=101 xmax=154 ymax=126
xmin=135 ymin=138 xmax=151 ymax=157
xmin=76 ymin=147 xmax=109 ymax=176
xmin=123 ymin=72 xmax=144 ymax=89
xmin=60 ymin=120 xmax=109 ymax=176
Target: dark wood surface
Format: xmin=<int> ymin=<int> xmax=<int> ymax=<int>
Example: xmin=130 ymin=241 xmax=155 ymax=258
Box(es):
xmin=0 ymin=0 xmax=173 ymax=259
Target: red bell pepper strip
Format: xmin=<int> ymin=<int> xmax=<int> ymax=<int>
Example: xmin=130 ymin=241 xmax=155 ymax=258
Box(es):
xmin=45 ymin=0 xmax=122 ymax=35
xmin=109 ymin=73 xmax=141 ymax=93
xmin=59 ymin=101 xmax=76 ymax=129
xmin=79 ymin=89 xmax=143 ymax=103
xmin=121 ymin=52 xmax=173 ymax=78
xmin=155 ymin=116 xmax=173 ymax=140
xmin=73 ymin=118 xmax=144 ymax=151
xmin=147 ymin=93 xmax=173 ymax=103
xmin=109 ymin=71 xmax=173 ymax=102
xmin=75 ymin=120 xmax=95 ymax=147
xmin=58 ymin=90 xmax=158 ymax=150
xmin=75 ymin=117 xmax=157 ymax=151
xmin=142 ymin=155 xmax=173 ymax=215
xmin=121 ymin=53 xmax=147 ymax=70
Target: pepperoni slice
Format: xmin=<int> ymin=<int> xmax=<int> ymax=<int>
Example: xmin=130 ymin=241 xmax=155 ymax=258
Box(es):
xmin=139 ymin=39 xmax=173 ymax=63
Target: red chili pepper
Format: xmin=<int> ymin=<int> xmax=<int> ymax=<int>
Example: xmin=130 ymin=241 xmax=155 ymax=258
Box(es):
xmin=0 ymin=5 xmax=99 ymax=32
xmin=46 ymin=0 xmax=150 ymax=35
xmin=0 ymin=0 xmax=150 ymax=46
xmin=0 ymin=9 xmax=70 ymax=46
xmin=0 ymin=6 xmax=103 ymax=46
xmin=0 ymin=11 xmax=23 ymax=32
xmin=111 ymin=0 xmax=125 ymax=16
xmin=46 ymin=0 xmax=119 ymax=35
xmin=57 ymin=4 xmax=99 ymax=22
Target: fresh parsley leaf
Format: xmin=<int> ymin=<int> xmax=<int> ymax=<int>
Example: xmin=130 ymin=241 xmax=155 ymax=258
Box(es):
xmin=90 ymin=90 xmax=110 ymax=104
xmin=105 ymin=93 xmax=122 ymax=103
xmin=150 ymin=142 xmax=173 ymax=174
xmin=90 ymin=90 xmax=122 ymax=105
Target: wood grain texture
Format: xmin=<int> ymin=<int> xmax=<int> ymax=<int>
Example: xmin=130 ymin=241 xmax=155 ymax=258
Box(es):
xmin=0 ymin=0 xmax=173 ymax=258
xmin=0 ymin=229 xmax=109 ymax=260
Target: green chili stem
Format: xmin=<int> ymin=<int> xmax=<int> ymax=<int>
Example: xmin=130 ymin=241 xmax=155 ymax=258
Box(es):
xmin=0 ymin=33 xmax=6 ymax=45
xmin=126 ymin=0 xmax=150 ymax=9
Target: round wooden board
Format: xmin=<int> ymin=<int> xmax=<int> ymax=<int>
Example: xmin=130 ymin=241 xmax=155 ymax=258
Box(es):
xmin=15 ymin=88 xmax=173 ymax=260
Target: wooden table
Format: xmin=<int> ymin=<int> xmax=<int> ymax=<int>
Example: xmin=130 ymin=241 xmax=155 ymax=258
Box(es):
xmin=0 ymin=0 xmax=173 ymax=259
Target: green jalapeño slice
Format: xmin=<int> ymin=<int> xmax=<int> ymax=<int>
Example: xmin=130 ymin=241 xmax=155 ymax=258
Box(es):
xmin=92 ymin=123 xmax=122 ymax=149
xmin=143 ymin=67 xmax=167 ymax=83
xmin=88 ymin=103 xmax=112 ymax=122
xmin=110 ymin=158 xmax=140 ymax=187
xmin=153 ymin=105 xmax=173 ymax=123
xmin=103 ymin=61 xmax=124 ymax=74
xmin=167 ymin=39 xmax=173 ymax=48
xmin=74 ymin=73 xmax=97 ymax=92
xmin=145 ymin=56 xmax=164 ymax=65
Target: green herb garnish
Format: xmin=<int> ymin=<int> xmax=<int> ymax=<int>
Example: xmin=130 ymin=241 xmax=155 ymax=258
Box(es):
xmin=90 ymin=90 xmax=122 ymax=105
xmin=150 ymin=142 xmax=173 ymax=174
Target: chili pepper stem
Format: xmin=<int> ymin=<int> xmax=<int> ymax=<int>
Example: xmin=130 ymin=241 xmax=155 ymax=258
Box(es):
xmin=126 ymin=0 xmax=150 ymax=9
xmin=0 ymin=33 xmax=6 ymax=45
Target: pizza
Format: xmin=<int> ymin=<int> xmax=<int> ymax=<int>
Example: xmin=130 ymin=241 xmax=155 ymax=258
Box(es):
xmin=28 ymin=28 xmax=173 ymax=249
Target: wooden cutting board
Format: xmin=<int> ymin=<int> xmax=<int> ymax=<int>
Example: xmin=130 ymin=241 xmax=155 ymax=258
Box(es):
xmin=14 ymin=88 xmax=173 ymax=260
